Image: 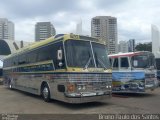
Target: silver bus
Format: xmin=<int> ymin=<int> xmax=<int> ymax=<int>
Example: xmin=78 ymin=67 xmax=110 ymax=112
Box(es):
xmin=3 ymin=33 xmax=112 ymax=103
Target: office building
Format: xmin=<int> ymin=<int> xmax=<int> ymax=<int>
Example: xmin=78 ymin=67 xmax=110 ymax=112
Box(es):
xmin=118 ymin=41 xmax=128 ymax=53
xmin=0 ymin=18 xmax=14 ymax=41
xmin=91 ymin=16 xmax=118 ymax=54
xmin=76 ymin=19 xmax=82 ymax=35
xmin=128 ymin=39 xmax=135 ymax=52
xmin=151 ymin=25 xmax=160 ymax=58
xmin=35 ymin=22 xmax=56 ymax=41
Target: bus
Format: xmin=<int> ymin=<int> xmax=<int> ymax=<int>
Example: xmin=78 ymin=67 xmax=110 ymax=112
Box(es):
xmin=109 ymin=51 xmax=158 ymax=93
xmin=0 ymin=59 xmax=3 ymax=84
xmin=155 ymin=58 xmax=160 ymax=86
xmin=3 ymin=33 xmax=112 ymax=103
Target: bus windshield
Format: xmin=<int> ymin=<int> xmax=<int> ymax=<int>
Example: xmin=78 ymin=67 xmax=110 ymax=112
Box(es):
xmin=92 ymin=42 xmax=110 ymax=69
xmin=65 ymin=40 xmax=110 ymax=68
xmin=131 ymin=53 xmax=155 ymax=68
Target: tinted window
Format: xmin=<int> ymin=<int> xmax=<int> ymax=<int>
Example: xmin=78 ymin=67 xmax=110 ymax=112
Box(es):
xmin=92 ymin=42 xmax=110 ymax=69
xmin=113 ymin=58 xmax=118 ymax=68
xmin=37 ymin=41 xmax=65 ymax=69
xmin=120 ymin=57 xmax=129 ymax=68
xmin=65 ymin=40 xmax=94 ymax=68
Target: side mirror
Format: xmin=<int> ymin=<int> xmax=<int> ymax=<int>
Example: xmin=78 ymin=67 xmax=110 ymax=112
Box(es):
xmin=57 ymin=50 xmax=63 ymax=60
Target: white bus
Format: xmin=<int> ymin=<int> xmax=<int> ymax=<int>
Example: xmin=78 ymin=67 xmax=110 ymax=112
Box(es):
xmin=109 ymin=51 xmax=158 ymax=93
xmin=3 ymin=33 xmax=112 ymax=103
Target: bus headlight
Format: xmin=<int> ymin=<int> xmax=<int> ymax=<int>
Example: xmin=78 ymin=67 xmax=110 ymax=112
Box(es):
xmin=78 ymin=86 xmax=82 ymax=90
xmin=82 ymin=86 xmax=86 ymax=90
xmin=106 ymin=86 xmax=109 ymax=89
xmin=77 ymin=85 xmax=86 ymax=90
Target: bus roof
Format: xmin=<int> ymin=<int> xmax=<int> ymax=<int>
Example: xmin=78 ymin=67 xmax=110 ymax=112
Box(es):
xmin=5 ymin=33 xmax=101 ymax=59
xmin=108 ymin=51 xmax=152 ymax=58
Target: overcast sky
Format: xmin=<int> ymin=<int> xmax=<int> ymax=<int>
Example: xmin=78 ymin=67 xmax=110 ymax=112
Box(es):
xmin=0 ymin=0 xmax=160 ymax=43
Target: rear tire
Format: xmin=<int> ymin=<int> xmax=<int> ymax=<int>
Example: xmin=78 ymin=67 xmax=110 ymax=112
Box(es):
xmin=41 ymin=83 xmax=51 ymax=102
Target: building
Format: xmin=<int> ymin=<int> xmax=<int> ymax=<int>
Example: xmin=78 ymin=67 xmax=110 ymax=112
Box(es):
xmin=128 ymin=39 xmax=135 ymax=52
xmin=91 ymin=16 xmax=118 ymax=54
xmin=0 ymin=39 xmax=32 ymax=55
xmin=118 ymin=41 xmax=128 ymax=53
xmin=151 ymin=25 xmax=160 ymax=58
xmin=0 ymin=18 xmax=14 ymax=41
xmin=0 ymin=40 xmax=32 ymax=73
xmin=76 ymin=19 xmax=82 ymax=35
xmin=35 ymin=22 xmax=56 ymax=41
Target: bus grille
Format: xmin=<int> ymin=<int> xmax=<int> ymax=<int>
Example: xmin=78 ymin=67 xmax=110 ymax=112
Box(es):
xmin=67 ymin=73 xmax=112 ymax=83
xmin=145 ymin=74 xmax=156 ymax=85
xmin=51 ymin=73 xmax=112 ymax=82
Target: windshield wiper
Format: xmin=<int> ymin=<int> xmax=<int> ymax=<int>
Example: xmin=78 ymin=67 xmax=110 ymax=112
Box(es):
xmin=97 ymin=57 xmax=107 ymax=70
xmin=84 ymin=57 xmax=92 ymax=69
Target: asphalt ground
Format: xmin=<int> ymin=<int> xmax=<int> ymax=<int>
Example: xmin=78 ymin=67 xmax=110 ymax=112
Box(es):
xmin=0 ymin=85 xmax=159 ymax=120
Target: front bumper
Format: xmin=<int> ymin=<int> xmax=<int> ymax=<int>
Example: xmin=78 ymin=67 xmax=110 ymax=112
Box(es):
xmin=64 ymin=91 xmax=112 ymax=103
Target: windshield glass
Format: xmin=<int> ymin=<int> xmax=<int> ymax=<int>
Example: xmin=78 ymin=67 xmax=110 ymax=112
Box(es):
xmin=65 ymin=40 xmax=95 ymax=68
xmin=131 ymin=53 xmax=155 ymax=68
xmin=92 ymin=43 xmax=110 ymax=68
xmin=65 ymin=40 xmax=110 ymax=69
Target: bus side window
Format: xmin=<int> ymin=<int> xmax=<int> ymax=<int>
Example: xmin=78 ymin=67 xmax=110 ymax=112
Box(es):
xmin=120 ymin=57 xmax=129 ymax=68
xmin=51 ymin=42 xmax=65 ymax=69
xmin=113 ymin=58 xmax=118 ymax=69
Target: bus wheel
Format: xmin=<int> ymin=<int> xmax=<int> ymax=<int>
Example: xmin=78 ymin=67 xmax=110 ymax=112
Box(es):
xmin=9 ymin=80 xmax=13 ymax=89
xmin=41 ymin=84 xmax=51 ymax=102
xmin=9 ymin=83 xmax=12 ymax=89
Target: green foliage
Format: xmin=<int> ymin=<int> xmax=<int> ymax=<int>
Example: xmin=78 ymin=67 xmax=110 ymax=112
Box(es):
xmin=135 ymin=42 xmax=152 ymax=52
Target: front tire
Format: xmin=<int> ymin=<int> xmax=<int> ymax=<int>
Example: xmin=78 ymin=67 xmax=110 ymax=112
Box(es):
xmin=41 ymin=84 xmax=51 ymax=102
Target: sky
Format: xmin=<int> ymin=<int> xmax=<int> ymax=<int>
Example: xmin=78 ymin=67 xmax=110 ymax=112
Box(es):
xmin=0 ymin=0 xmax=160 ymax=43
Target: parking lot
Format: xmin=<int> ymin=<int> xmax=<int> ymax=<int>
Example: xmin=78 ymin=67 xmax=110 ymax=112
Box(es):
xmin=0 ymin=85 xmax=160 ymax=115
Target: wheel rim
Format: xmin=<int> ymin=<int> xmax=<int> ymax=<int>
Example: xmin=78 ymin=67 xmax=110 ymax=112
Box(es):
xmin=43 ymin=87 xmax=49 ymax=99
xmin=9 ymin=84 xmax=12 ymax=89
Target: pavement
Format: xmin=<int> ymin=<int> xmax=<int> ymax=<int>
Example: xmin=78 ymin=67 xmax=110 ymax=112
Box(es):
xmin=0 ymin=85 xmax=159 ymax=114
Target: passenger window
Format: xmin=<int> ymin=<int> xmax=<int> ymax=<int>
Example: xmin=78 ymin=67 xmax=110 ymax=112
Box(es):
xmin=120 ymin=57 xmax=129 ymax=68
xmin=113 ymin=58 xmax=118 ymax=68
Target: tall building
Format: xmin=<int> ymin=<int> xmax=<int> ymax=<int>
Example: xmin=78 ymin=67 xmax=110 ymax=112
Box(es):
xmin=118 ymin=41 xmax=128 ymax=53
xmin=76 ymin=19 xmax=82 ymax=35
xmin=151 ymin=25 xmax=160 ymax=58
xmin=0 ymin=18 xmax=14 ymax=41
xmin=91 ymin=16 xmax=118 ymax=54
xmin=128 ymin=39 xmax=135 ymax=52
xmin=35 ymin=22 xmax=56 ymax=41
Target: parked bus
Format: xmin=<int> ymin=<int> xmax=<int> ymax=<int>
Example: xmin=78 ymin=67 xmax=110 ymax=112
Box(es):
xmin=3 ymin=33 xmax=112 ymax=103
xmin=155 ymin=58 xmax=160 ymax=86
xmin=109 ymin=51 xmax=158 ymax=93
xmin=0 ymin=59 xmax=3 ymax=84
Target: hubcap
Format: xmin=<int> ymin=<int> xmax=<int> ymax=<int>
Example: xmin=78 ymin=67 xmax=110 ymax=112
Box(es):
xmin=43 ymin=87 xmax=49 ymax=99
xmin=9 ymin=84 xmax=12 ymax=89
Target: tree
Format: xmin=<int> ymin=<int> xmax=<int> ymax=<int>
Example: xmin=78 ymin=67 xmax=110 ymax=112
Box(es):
xmin=135 ymin=42 xmax=152 ymax=52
